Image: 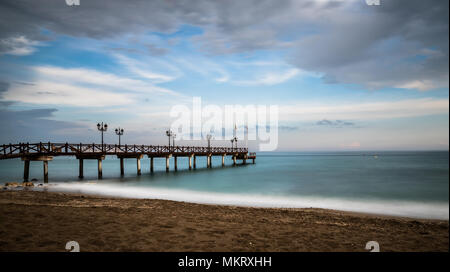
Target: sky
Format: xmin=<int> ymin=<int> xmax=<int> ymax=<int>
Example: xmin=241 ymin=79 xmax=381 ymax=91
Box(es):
xmin=0 ymin=0 xmax=448 ymax=151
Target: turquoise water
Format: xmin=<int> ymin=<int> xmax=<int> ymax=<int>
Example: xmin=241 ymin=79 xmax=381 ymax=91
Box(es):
xmin=0 ymin=151 xmax=448 ymax=219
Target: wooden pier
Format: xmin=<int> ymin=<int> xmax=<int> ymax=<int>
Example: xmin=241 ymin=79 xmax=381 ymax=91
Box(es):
xmin=0 ymin=142 xmax=256 ymax=183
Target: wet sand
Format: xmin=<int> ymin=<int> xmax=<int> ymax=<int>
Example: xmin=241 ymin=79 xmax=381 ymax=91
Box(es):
xmin=0 ymin=190 xmax=448 ymax=252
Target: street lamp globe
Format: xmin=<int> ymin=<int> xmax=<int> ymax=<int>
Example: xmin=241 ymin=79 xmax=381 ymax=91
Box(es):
xmin=97 ymin=122 xmax=108 ymax=151
xmin=115 ymin=127 xmax=124 ymax=145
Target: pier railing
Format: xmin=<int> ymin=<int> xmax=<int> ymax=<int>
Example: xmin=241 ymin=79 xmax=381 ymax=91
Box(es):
xmin=0 ymin=142 xmax=248 ymax=160
xmin=1 ymin=142 xmax=255 ymax=183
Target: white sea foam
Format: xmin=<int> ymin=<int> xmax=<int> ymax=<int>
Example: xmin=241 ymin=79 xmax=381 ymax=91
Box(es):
xmin=48 ymin=182 xmax=449 ymax=220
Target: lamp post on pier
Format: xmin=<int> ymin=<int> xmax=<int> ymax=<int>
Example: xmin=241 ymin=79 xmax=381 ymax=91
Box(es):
xmin=97 ymin=122 xmax=108 ymax=151
xmin=232 ymin=123 xmax=238 ymax=150
xmin=166 ymin=130 xmax=173 ymax=150
xmin=115 ymin=127 xmax=124 ymax=146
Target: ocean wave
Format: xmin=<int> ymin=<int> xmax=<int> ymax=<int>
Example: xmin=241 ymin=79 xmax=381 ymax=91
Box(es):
xmin=47 ymin=182 xmax=449 ymax=220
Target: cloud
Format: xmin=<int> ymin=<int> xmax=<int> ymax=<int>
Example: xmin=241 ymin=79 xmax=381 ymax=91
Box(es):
xmin=340 ymin=141 xmax=361 ymax=148
xmin=194 ymin=24 xmax=293 ymax=55
xmin=0 ymin=36 xmax=41 ymax=55
xmin=0 ymin=1 xmax=182 ymax=39
xmin=0 ymin=81 xmax=14 ymax=108
xmin=0 ymin=107 xmax=86 ymax=142
xmin=288 ymin=0 xmax=449 ymax=90
xmin=146 ymin=44 xmax=169 ymax=56
xmin=233 ymin=68 xmax=300 ymax=86
xmin=0 ymin=81 xmax=8 ymax=93
xmin=278 ymin=125 xmax=299 ymax=131
xmin=32 ymin=65 xmax=177 ymax=95
xmin=0 ymin=62 xmax=187 ymax=107
xmin=316 ymin=119 xmax=355 ymax=127
xmin=170 ymin=56 xmax=230 ymax=83
xmin=3 ymin=80 xmax=134 ymax=107
xmin=394 ymin=80 xmax=440 ymax=92
xmin=114 ymin=54 xmax=179 ymax=84
xmin=280 ymin=98 xmax=449 ymax=122
xmin=0 ymin=0 xmax=447 ymax=90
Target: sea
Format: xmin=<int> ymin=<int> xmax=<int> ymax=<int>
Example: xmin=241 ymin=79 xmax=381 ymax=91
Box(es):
xmin=0 ymin=151 xmax=448 ymax=219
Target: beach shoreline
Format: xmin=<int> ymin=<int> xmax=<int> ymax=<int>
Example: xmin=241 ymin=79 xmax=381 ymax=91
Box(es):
xmin=23 ymin=181 xmax=449 ymax=220
xmin=0 ymin=190 xmax=448 ymax=252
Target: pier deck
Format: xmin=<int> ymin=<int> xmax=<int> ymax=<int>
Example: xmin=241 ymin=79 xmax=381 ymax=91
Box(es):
xmin=0 ymin=142 xmax=255 ymax=183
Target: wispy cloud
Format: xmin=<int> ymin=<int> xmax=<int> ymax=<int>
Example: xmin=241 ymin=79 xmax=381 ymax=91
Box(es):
xmin=146 ymin=43 xmax=169 ymax=56
xmin=2 ymin=64 xmax=186 ymax=107
xmin=114 ymin=54 xmax=179 ymax=83
xmin=316 ymin=119 xmax=355 ymax=127
xmin=171 ymin=57 xmax=230 ymax=83
xmin=394 ymin=80 xmax=440 ymax=92
xmin=3 ymin=81 xmax=133 ymax=107
xmin=0 ymin=107 xmax=87 ymax=142
xmin=0 ymin=0 xmax=447 ymax=91
xmin=0 ymin=36 xmax=41 ymax=56
xmin=280 ymin=98 xmax=449 ymax=122
xmin=233 ymin=68 xmax=300 ymax=86
xmin=339 ymin=141 xmax=361 ymax=148
xmin=32 ymin=66 xmax=177 ymax=95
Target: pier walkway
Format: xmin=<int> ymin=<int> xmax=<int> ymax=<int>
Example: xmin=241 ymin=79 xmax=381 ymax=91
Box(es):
xmin=0 ymin=142 xmax=256 ymax=183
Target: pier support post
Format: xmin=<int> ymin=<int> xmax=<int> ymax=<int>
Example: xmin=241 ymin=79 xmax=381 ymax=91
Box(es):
xmin=243 ymin=158 xmax=247 ymax=165
xmin=193 ymin=155 xmax=196 ymax=169
xmin=207 ymin=155 xmax=212 ymax=168
xmin=23 ymin=160 xmax=30 ymax=182
xmin=166 ymin=156 xmax=170 ymax=172
xmin=174 ymin=156 xmax=178 ymax=171
xmin=78 ymin=159 xmax=84 ymax=179
xmin=43 ymin=160 xmax=48 ymax=183
xmin=188 ymin=155 xmax=192 ymax=170
xmin=137 ymin=157 xmax=141 ymax=175
xmin=233 ymin=156 xmax=236 ymax=166
xmin=150 ymin=157 xmax=154 ymax=173
xmin=22 ymin=156 xmax=53 ymax=183
xmin=120 ymin=158 xmax=124 ymax=176
xmin=252 ymin=158 xmax=255 ymax=164
xmin=98 ymin=159 xmax=103 ymax=179
xmin=222 ymin=155 xmax=225 ymax=167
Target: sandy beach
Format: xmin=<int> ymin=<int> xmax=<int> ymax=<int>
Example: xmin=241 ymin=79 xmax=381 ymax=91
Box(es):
xmin=0 ymin=190 xmax=448 ymax=252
